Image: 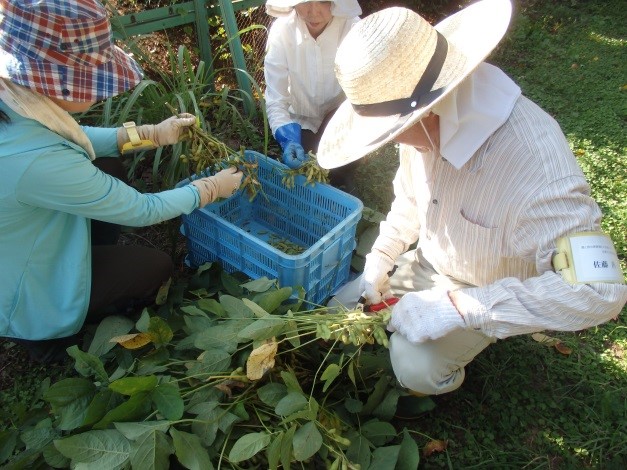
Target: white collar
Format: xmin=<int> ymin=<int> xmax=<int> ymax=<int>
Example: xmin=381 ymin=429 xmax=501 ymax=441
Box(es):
xmin=433 ymin=63 xmax=521 ymax=169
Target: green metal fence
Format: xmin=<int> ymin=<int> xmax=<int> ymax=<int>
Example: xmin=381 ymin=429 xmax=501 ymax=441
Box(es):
xmin=109 ymin=0 xmax=271 ymax=113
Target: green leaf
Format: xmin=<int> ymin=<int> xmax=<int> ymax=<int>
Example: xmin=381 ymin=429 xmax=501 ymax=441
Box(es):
xmin=0 ymin=429 xmax=18 ymax=462
xmin=115 ymin=421 xmax=171 ymax=441
xmin=136 ymin=309 xmax=151 ymax=332
xmin=257 ymin=383 xmax=287 ymax=407
xmin=109 ymin=375 xmax=158 ymax=396
xmin=228 ymin=432 xmax=272 ymax=463
xmin=183 ymin=314 xmax=215 ymax=333
xmin=292 ymin=422 xmax=322 ymax=461
xmin=241 ymin=277 xmax=276 ymax=292
xmin=187 ymin=348 xmax=232 ymax=376
xmin=345 ymin=397 xmax=363 ymax=414
xmin=218 ymin=410 xmax=241 ymax=433
xmin=275 ymin=392 xmax=308 ymax=417
xmin=191 ymin=407 xmax=220 ymax=447
xmin=347 ymin=361 xmax=356 ymax=386
xmin=42 ymin=442 xmax=70 ymax=468
xmin=67 ymin=345 xmax=109 ymax=383
xmin=242 ymin=298 xmax=270 ymax=318
xmin=20 ymin=423 xmax=58 ymax=451
xmin=170 ymin=428 xmax=214 ymax=470
xmin=255 ymin=287 xmax=293 ymax=313
xmin=130 ymin=429 xmax=173 ymax=470
xmin=94 ymin=392 xmax=152 ymax=429
xmin=360 ymin=420 xmax=397 ymax=447
xmin=54 ymin=429 xmax=131 ymax=467
xmin=346 ymin=432 xmax=372 ymax=469
xmin=237 ymin=317 xmax=285 ymax=341
xmin=320 ymin=363 xmax=341 ymax=392
xmin=197 ymin=298 xmax=226 ymax=317
xmin=43 ymin=377 xmax=95 ymax=431
xmin=151 ymin=383 xmax=184 ymax=420
xmin=219 ymin=295 xmax=254 ymax=319
xmin=396 ymin=429 xmax=420 ymax=470
xmin=361 ymin=375 xmax=391 ymax=415
xmin=194 ymin=323 xmax=240 ymax=353
xmin=266 ymin=432 xmax=283 ymax=470
xmin=148 ymin=316 xmax=174 ymax=346
xmin=280 ymin=425 xmax=296 ymax=469
xmin=280 ymin=369 xmax=304 ymax=394
xmin=221 ymin=271 xmax=244 ymax=296
xmin=373 ymin=388 xmax=401 ymax=421
xmin=285 ymin=319 xmax=301 ymax=348
xmin=368 ymin=444 xmax=400 ymax=470
xmin=180 ymin=305 xmax=209 ymax=317
xmin=87 ymin=316 xmax=134 ymax=357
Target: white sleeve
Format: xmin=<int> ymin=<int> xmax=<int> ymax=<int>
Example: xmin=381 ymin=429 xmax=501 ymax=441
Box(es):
xmin=264 ymin=21 xmax=293 ymax=134
xmin=372 ymin=146 xmax=422 ymax=260
xmin=455 ymin=179 xmax=627 ymax=338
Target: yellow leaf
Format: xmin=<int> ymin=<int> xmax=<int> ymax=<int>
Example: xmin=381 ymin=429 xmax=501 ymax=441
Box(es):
xmin=423 ymin=439 xmax=448 ymax=457
xmin=246 ymin=339 xmax=278 ymax=380
xmin=554 ymin=341 xmax=573 ymax=356
xmin=109 ymin=332 xmax=153 ymax=350
xmin=531 ymin=333 xmax=560 ymax=346
xmin=155 ymin=277 xmax=171 ymax=306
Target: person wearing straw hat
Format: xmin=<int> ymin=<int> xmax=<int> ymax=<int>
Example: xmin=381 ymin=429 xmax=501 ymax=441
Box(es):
xmin=320 ymin=0 xmax=626 ymax=397
xmin=0 ymin=0 xmax=243 ymax=363
xmin=264 ymin=0 xmax=362 ymax=193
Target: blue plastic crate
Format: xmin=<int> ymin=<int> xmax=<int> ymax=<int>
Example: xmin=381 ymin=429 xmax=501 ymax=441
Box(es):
xmin=178 ymin=150 xmax=363 ymax=306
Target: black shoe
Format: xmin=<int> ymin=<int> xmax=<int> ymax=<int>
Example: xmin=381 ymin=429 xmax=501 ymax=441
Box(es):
xmin=394 ymin=394 xmax=437 ymax=420
xmin=13 ymin=336 xmax=78 ymax=364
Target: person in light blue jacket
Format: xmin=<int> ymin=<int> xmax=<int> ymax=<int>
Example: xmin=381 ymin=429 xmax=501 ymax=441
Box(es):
xmin=0 ymin=0 xmax=243 ymax=362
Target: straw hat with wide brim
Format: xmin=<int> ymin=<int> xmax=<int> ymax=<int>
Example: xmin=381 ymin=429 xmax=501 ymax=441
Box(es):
xmin=0 ymin=0 xmax=143 ymax=102
xmin=317 ymin=0 xmax=513 ymax=169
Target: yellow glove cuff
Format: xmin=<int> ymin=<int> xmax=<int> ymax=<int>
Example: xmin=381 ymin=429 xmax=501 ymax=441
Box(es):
xmin=120 ymin=121 xmax=156 ymax=154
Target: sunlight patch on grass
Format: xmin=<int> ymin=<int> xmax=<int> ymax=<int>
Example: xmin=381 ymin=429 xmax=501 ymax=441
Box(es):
xmin=589 ymin=31 xmax=626 ymax=47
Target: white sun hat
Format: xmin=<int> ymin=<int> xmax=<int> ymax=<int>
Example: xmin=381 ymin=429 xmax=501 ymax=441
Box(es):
xmin=265 ymin=0 xmax=361 ymax=18
xmin=317 ymin=0 xmax=513 ymax=169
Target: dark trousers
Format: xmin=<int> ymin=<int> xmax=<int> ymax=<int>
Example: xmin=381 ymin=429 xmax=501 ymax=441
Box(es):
xmin=301 ymin=109 xmax=361 ymax=196
xmin=15 ymin=158 xmax=173 ymax=363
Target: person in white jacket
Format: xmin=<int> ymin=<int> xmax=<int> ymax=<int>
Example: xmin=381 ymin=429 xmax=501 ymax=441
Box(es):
xmin=264 ymin=0 xmax=361 ymax=193
xmin=317 ymin=1 xmax=627 ymax=396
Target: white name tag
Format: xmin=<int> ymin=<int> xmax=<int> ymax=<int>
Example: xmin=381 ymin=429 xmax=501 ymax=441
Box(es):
xmin=553 ymin=232 xmax=624 ymax=285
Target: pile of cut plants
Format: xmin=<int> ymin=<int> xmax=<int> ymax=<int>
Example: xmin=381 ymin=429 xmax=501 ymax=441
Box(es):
xmin=0 ymin=263 xmax=433 ymax=469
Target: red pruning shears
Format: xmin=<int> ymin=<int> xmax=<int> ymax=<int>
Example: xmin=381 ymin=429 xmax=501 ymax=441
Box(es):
xmin=356 ymin=265 xmax=400 ymax=313
xmin=356 ymin=296 xmax=400 ymax=313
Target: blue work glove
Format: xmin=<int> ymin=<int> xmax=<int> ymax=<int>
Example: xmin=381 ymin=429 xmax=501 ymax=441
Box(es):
xmin=274 ymin=123 xmax=306 ymax=169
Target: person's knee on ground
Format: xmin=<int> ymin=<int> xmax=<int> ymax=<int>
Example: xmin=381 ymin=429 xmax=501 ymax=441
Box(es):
xmin=388 ymin=331 xmax=466 ymax=396
xmin=88 ymin=246 xmax=174 ymax=323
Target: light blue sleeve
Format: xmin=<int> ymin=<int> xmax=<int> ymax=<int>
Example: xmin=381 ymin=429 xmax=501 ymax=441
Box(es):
xmin=81 ymin=126 xmax=120 ymax=157
xmin=16 ymin=145 xmax=201 ymax=226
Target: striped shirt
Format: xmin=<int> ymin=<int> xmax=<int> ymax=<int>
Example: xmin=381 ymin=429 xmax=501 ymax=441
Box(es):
xmin=375 ymin=95 xmax=627 ymax=338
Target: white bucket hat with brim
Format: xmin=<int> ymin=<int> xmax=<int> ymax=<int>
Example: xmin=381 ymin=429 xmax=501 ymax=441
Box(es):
xmin=317 ymin=0 xmax=513 ymax=169
xmin=266 ymin=0 xmax=361 ymax=19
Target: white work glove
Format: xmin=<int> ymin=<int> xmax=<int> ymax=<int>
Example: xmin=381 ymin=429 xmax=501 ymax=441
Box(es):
xmin=387 ymin=288 xmax=466 ymax=343
xmin=138 ymin=113 xmax=197 ymax=147
xmin=359 ymin=251 xmax=396 ymax=304
xmin=190 ymin=167 xmax=243 ymax=207
xmin=117 ymin=114 xmax=197 ymax=153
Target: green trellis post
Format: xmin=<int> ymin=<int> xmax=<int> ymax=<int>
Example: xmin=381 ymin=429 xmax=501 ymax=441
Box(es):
xmin=110 ymin=0 xmax=264 ymax=115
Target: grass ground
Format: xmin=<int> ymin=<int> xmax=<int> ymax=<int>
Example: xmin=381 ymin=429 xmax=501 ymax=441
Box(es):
xmin=1 ymin=0 xmax=625 ymax=468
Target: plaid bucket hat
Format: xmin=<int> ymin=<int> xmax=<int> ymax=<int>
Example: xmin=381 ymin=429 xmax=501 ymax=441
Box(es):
xmin=0 ymin=0 xmax=143 ymax=102
xmin=317 ymin=0 xmax=512 ymax=169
